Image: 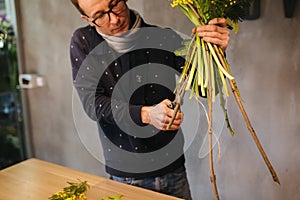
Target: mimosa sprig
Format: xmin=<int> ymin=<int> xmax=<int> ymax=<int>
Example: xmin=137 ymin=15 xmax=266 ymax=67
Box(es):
xmin=49 ymin=180 xmax=89 ymax=200
xmin=48 ymin=180 xmax=123 ymax=200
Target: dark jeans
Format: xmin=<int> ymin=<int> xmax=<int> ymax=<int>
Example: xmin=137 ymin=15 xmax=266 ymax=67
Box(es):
xmin=110 ymin=166 xmax=192 ymax=200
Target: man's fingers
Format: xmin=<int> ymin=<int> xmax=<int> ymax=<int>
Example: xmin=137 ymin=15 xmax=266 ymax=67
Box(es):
xmin=208 ymin=18 xmax=227 ymax=27
xmin=197 ymin=25 xmax=229 ymax=36
xmin=149 ymin=99 xmax=184 ymax=131
xmin=196 ymin=24 xmax=230 ymax=51
xmin=162 ymin=99 xmax=172 ymax=106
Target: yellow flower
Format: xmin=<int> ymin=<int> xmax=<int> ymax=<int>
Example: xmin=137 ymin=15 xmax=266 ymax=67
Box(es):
xmin=79 ymin=193 xmax=87 ymax=200
xmin=171 ymin=0 xmax=193 ymax=7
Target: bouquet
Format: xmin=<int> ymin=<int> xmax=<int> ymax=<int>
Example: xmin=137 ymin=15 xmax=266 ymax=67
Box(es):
xmin=168 ymin=0 xmax=280 ymax=199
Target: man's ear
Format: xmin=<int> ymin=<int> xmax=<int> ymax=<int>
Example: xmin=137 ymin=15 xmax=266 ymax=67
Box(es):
xmin=81 ymin=14 xmax=95 ymax=27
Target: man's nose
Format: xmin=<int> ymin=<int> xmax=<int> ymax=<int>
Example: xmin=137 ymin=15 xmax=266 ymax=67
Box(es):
xmin=109 ymin=12 xmax=120 ymax=24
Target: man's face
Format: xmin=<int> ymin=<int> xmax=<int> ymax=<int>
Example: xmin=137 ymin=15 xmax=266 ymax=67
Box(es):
xmin=79 ymin=0 xmax=130 ymax=35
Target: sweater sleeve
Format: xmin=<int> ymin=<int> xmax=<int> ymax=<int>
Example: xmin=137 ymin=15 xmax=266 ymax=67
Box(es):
xmin=70 ymin=27 xmax=145 ymax=127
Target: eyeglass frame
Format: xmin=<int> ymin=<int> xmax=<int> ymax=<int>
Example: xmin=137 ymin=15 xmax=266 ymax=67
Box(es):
xmin=86 ymin=0 xmax=128 ymax=27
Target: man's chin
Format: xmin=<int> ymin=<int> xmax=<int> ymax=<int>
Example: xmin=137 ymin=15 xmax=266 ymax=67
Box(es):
xmin=111 ymin=23 xmax=129 ymax=36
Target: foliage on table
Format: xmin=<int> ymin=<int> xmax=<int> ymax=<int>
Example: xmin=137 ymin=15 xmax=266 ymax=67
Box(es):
xmin=101 ymin=195 xmax=123 ymax=200
xmin=49 ymin=180 xmax=123 ymax=200
xmin=49 ymin=180 xmax=89 ymax=200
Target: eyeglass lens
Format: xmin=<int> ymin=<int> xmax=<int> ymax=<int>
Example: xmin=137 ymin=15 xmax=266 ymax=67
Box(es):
xmin=93 ymin=0 xmax=127 ymax=27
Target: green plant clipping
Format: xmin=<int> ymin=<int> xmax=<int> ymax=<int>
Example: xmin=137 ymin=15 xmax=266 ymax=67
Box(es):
xmin=168 ymin=0 xmax=280 ymax=199
xmin=167 ymin=0 xmax=249 ymax=133
xmin=101 ymin=195 xmax=123 ymax=200
xmin=49 ymin=180 xmax=89 ymax=200
xmin=49 ymin=180 xmax=124 ymax=200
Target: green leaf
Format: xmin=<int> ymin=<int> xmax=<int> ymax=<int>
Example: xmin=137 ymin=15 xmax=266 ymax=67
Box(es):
xmin=102 ymin=195 xmax=123 ymax=200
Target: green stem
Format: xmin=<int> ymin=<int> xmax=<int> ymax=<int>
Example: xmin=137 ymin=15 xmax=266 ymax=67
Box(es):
xmin=216 ymin=73 xmax=235 ymax=136
xmin=207 ymin=42 xmax=234 ymax=80
xmin=201 ymin=39 xmax=209 ymax=88
xmin=178 ymin=4 xmax=201 ymax=26
xmin=209 ymin=52 xmax=216 ymax=102
xmin=207 ymin=49 xmax=220 ymax=200
xmin=196 ymin=35 xmax=202 ymax=87
xmin=186 ymin=43 xmax=198 ymax=90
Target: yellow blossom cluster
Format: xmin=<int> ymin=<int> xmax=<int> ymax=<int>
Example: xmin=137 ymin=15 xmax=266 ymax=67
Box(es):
xmin=51 ymin=192 xmax=87 ymax=200
xmin=49 ymin=180 xmax=89 ymax=200
xmin=225 ymin=0 xmax=237 ymax=7
xmin=170 ymin=0 xmax=194 ymax=7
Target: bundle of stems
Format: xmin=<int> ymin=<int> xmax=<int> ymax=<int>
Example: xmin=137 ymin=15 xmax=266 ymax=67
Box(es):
xmin=168 ymin=0 xmax=280 ymax=199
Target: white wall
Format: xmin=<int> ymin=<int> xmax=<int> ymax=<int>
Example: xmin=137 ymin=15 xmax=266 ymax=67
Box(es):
xmin=17 ymin=0 xmax=300 ymax=199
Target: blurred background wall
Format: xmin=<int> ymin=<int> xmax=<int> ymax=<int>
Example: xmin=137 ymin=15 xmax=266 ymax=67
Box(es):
xmin=10 ymin=0 xmax=300 ymax=199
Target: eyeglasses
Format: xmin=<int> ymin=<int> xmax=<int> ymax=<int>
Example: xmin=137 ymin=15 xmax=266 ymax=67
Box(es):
xmin=89 ymin=0 xmax=128 ymax=27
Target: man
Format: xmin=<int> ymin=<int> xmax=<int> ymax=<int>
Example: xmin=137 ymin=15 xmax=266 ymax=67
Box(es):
xmin=70 ymin=0 xmax=230 ymax=199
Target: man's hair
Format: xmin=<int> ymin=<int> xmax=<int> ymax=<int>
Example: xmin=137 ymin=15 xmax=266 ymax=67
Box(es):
xmin=70 ymin=0 xmax=86 ymax=15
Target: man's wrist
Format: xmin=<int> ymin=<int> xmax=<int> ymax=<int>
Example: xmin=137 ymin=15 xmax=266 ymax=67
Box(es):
xmin=141 ymin=106 xmax=152 ymax=124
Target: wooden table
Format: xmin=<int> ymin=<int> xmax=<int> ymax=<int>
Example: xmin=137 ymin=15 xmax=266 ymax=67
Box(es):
xmin=0 ymin=158 xmax=183 ymax=200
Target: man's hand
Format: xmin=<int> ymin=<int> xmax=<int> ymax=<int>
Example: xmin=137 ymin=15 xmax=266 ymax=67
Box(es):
xmin=193 ymin=18 xmax=230 ymax=52
xmin=141 ymin=99 xmax=183 ymax=131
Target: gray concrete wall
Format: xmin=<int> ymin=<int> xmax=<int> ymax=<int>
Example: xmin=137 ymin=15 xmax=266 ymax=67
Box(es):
xmin=17 ymin=0 xmax=299 ymax=199
xmin=16 ymin=0 xmax=106 ymax=175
